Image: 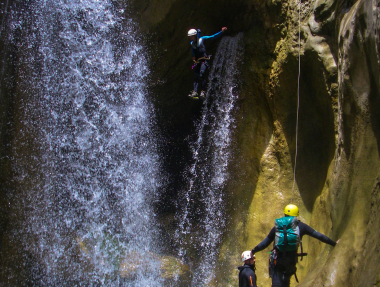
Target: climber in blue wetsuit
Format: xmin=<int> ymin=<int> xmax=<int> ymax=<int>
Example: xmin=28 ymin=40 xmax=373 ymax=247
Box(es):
xmin=187 ymin=27 xmax=227 ymax=99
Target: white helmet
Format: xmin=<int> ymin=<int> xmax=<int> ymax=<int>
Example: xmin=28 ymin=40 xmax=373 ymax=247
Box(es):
xmin=188 ymin=29 xmax=197 ymax=36
xmin=241 ymin=251 xmax=253 ymax=262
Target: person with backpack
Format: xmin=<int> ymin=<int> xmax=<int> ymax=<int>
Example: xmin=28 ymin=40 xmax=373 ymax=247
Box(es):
xmin=250 ymin=204 xmax=339 ymax=287
xmin=187 ymin=27 xmax=227 ymax=99
xmin=238 ymin=251 xmax=257 ymax=287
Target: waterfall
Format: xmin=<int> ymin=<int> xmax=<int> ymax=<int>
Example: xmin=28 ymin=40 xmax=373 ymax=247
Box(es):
xmin=176 ymin=33 xmax=244 ymax=285
xmin=4 ymin=0 xmax=162 ymax=285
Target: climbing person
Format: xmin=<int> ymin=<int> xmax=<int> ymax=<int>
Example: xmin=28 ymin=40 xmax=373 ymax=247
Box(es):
xmin=250 ymin=204 xmax=339 ymax=287
xmin=238 ymin=251 xmax=257 ymax=287
xmin=187 ymin=26 xmax=227 ymax=99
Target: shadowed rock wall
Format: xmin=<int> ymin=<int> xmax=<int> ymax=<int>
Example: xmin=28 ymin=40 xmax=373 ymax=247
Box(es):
xmin=130 ymin=0 xmax=380 ymax=286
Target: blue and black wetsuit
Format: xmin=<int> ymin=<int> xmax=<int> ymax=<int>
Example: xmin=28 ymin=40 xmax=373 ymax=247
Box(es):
xmin=190 ymin=30 xmax=223 ymax=93
xmin=252 ymin=221 xmax=337 ymax=287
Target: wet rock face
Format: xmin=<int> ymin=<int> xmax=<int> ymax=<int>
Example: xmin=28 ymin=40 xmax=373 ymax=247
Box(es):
xmin=132 ymin=0 xmax=380 ymax=285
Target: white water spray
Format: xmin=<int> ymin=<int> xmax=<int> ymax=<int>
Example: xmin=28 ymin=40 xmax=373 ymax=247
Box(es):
xmin=8 ymin=1 xmax=162 ymax=285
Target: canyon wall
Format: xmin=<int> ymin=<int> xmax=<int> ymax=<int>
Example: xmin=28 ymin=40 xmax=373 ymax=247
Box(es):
xmin=1 ymin=0 xmax=379 ymax=285
xmin=132 ymin=0 xmax=380 ymax=285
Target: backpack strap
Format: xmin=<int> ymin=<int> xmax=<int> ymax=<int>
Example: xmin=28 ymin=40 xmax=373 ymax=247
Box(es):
xmin=283 ymin=225 xmax=288 ymax=256
xmin=294 ymin=272 xmax=299 ymax=283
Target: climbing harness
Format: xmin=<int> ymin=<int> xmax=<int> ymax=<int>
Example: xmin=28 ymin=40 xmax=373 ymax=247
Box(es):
xmin=268 ymin=249 xmax=298 ymax=281
xmin=269 ymin=248 xmax=307 ymax=283
xmin=191 ymin=55 xmax=212 ymax=69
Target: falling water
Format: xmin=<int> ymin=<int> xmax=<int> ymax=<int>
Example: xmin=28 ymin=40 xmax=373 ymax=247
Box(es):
xmin=3 ymin=0 xmax=162 ymax=285
xmin=176 ymin=33 xmax=244 ymax=286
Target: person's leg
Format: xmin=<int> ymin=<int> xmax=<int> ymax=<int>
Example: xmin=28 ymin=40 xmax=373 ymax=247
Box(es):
xmin=193 ymin=72 xmax=200 ymax=93
xmin=200 ymin=62 xmax=207 ymax=77
xmin=271 ymin=270 xmax=291 ymax=287
xmin=271 ymin=271 xmax=283 ymax=287
xmin=200 ymin=62 xmax=207 ymax=91
xmin=192 ymin=62 xmax=203 ymax=94
xmin=201 ymin=78 xmax=207 ymax=92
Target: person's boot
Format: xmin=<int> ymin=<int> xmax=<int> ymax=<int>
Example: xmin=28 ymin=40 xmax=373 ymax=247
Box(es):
xmin=189 ymin=90 xmax=198 ymax=98
xmin=200 ymin=90 xmax=206 ymax=98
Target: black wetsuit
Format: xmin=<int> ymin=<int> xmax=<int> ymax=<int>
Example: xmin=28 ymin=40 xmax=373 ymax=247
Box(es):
xmin=252 ymin=221 xmax=336 ymax=287
xmin=238 ymin=264 xmax=257 ymax=287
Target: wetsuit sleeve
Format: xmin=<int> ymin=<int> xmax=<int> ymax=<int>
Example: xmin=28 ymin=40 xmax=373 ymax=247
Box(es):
xmin=200 ymin=31 xmax=223 ymax=40
xmin=252 ymin=273 xmax=257 ymax=287
xmin=249 ymin=273 xmax=257 ymax=287
xmin=190 ymin=42 xmax=195 ymax=57
xmin=299 ymin=222 xmax=337 ymax=246
xmin=252 ymin=227 xmax=276 ymax=253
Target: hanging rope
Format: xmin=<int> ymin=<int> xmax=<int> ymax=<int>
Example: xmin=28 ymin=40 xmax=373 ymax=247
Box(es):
xmin=291 ymin=0 xmax=301 ymax=203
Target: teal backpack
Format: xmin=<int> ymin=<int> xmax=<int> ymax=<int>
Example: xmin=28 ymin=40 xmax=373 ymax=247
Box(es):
xmin=274 ymin=216 xmax=300 ymax=252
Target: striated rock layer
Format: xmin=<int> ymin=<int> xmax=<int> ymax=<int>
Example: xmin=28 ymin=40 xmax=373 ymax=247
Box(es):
xmin=132 ymin=0 xmax=380 ymax=286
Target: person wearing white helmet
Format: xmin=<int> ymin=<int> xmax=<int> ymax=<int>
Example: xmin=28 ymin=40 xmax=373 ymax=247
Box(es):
xmin=250 ymin=204 xmax=339 ymax=287
xmin=238 ymin=251 xmax=257 ymax=287
xmin=187 ymin=27 xmax=227 ymax=99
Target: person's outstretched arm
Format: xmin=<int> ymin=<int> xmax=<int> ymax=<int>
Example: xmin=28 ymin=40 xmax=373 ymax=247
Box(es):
xmin=251 ymin=227 xmax=276 ymax=254
xmin=201 ymin=27 xmax=227 ymax=40
xmin=299 ymin=222 xmax=337 ymax=246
